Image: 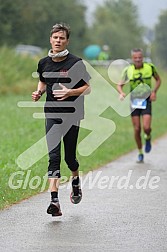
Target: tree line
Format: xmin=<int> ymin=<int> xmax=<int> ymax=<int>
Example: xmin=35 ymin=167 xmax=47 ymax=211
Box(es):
xmin=0 ymin=0 xmax=167 ymax=66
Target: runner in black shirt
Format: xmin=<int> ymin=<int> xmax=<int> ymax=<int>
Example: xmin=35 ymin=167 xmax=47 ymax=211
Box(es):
xmin=32 ymin=23 xmax=91 ymax=216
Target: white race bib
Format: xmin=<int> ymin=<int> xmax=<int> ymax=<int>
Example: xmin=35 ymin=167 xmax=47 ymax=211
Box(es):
xmin=131 ymin=98 xmax=147 ymax=109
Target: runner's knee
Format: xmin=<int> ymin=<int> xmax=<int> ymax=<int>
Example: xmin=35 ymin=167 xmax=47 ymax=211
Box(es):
xmin=65 ymin=158 xmax=79 ymax=172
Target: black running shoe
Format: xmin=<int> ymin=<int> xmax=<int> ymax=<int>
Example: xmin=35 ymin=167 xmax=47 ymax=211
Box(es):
xmin=47 ymin=200 xmax=62 ymax=216
xmin=70 ymin=177 xmax=82 ymax=204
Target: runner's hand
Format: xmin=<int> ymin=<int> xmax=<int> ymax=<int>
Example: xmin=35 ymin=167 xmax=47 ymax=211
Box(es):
xmin=32 ymin=90 xmax=42 ymax=102
xmin=119 ymin=92 xmax=126 ymax=101
xmin=53 ymin=83 xmax=70 ymax=100
xmin=150 ymin=91 xmax=156 ymax=101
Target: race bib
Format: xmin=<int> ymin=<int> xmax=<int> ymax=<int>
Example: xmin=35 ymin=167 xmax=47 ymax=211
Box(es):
xmin=131 ymin=98 xmax=147 ymax=109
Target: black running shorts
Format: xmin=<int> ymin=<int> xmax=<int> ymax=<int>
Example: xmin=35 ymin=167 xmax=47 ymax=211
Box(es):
xmin=131 ymin=100 xmax=152 ymax=117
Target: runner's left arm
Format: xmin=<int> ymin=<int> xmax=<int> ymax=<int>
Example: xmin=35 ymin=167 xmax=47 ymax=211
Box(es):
xmin=150 ymin=66 xmax=161 ymax=101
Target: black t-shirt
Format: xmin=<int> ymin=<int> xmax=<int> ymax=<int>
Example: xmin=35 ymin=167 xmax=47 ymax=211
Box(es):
xmin=37 ymin=53 xmax=91 ymax=119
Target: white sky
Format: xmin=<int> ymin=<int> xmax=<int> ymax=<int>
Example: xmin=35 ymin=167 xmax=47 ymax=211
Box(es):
xmin=83 ymin=0 xmax=167 ymax=28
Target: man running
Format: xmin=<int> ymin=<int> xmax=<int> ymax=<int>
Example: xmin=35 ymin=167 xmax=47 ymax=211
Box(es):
xmin=117 ymin=48 xmax=161 ymax=163
xmin=32 ymin=23 xmax=91 ymax=216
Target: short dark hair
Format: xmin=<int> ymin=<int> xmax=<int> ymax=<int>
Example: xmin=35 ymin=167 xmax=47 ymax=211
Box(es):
xmin=50 ymin=23 xmax=71 ymax=39
xmin=131 ymin=48 xmax=143 ymax=55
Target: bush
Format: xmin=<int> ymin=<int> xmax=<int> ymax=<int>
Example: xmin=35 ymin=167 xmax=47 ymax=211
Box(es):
xmin=0 ymin=46 xmax=43 ymax=94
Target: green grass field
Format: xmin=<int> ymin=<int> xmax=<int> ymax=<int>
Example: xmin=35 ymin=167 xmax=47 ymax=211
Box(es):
xmin=0 ymin=51 xmax=167 ymax=210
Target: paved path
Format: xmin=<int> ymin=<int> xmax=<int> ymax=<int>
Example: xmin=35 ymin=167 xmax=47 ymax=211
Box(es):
xmin=1 ymin=135 xmax=167 ymax=252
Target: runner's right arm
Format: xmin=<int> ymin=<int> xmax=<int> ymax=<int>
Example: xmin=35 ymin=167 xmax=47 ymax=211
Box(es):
xmin=32 ymin=81 xmax=46 ymax=102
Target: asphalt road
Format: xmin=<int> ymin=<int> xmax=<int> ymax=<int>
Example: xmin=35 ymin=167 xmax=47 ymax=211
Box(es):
xmin=0 ymin=135 xmax=167 ymax=252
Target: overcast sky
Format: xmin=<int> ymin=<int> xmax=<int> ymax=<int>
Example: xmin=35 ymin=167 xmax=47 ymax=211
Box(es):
xmin=83 ymin=0 xmax=167 ymax=28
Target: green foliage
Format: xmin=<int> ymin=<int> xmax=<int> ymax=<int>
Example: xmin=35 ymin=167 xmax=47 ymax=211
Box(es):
xmin=154 ymin=10 xmax=167 ymax=67
xmin=0 ymin=0 xmax=23 ymax=45
xmin=0 ymin=0 xmax=166 ymax=63
xmin=0 ymin=0 xmax=88 ymax=55
xmin=89 ymin=0 xmax=145 ymax=59
xmin=0 ymin=46 xmax=40 ymax=94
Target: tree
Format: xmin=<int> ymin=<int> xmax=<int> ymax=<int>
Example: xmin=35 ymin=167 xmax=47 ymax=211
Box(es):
xmin=154 ymin=10 xmax=167 ymax=67
xmin=0 ymin=0 xmax=88 ymax=55
xmin=89 ymin=0 xmax=145 ymax=59
xmin=0 ymin=0 xmax=23 ymax=45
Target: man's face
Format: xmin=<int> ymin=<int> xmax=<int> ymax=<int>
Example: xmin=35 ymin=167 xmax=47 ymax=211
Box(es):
xmin=132 ymin=52 xmax=143 ymax=68
xmin=50 ymin=30 xmax=69 ymax=53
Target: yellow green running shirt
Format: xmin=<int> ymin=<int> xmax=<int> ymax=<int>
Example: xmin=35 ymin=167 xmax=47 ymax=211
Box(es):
xmin=123 ymin=62 xmax=158 ymax=98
